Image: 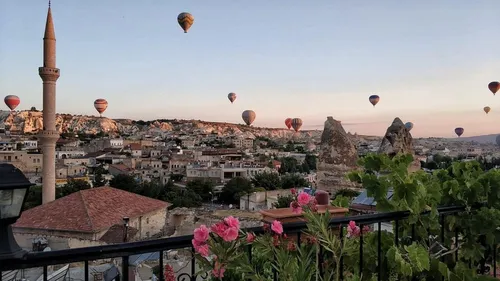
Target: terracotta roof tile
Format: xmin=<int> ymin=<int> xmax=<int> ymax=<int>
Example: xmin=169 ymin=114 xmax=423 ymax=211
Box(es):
xmin=14 ymin=187 xmax=170 ymax=233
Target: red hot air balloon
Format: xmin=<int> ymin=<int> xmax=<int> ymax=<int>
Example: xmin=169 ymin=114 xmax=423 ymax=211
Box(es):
xmin=228 ymin=93 xmax=237 ymax=104
xmin=369 ymin=95 xmax=380 ymax=107
xmin=488 ymin=81 xmax=500 ymax=95
xmin=455 ymin=127 xmax=464 ymax=137
xmin=285 ymin=118 xmax=292 ymax=129
xmin=291 ymin=118 xmax=303 ymax=132
xmin=94 ymin=99 xmax=108 ymax=117
xmin=4 ymin=95 xmax=20 ymax=111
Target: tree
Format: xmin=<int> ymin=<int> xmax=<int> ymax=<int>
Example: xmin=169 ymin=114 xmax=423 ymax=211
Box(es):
xmin=109 ymin=174 xmax=139 ymax=193
xmin=170 ymin=174 xmax=184 ymax=182
xmin=278 ymin=157 xmax=300 ymax=174
xmin=165 ymin=188 xmax=203 ymax=208
xmin=272 ymin=193 xmax=294 ymax=208
xmin=251 ymin=171 xmax=281 ymax=190
xmin=301 ymin=161 xmax=310 ymax=173
xmin=186 ymin=179 xmax=214 ymax=201
xmin=283 ymin=142 xmax=295 ymax=152
xmin=304 ymin=154 xmax=317 ymax=171
xmin=219 ymin=177 xmax=253 ymax=204
xmin=58 ymin=179 xmax=91 ymax=198
xmin=138 ymin=180 xmax=164 ymax=199
xmin=281 ymin=174 xmax=308 ymax=189
xmin=23 ymin=185 xmax=42 ymax=211
xmin=92 ymin=166 xmax=107 ymax=187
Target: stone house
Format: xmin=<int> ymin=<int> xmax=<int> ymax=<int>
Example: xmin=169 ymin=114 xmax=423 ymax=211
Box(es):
xmin=13 ymin=187 xmax=171 ymax=251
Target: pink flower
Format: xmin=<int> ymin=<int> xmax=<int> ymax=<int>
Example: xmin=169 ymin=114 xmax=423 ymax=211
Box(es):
xmin=221 ymin=226 xmax=239 ymax=242
xmin=211 ymin=222 xmax=228 ymax=237
xmin=347 ymin=221 xmax=361 ymax=238
xmin=246 ymin=232 xmax=255 ymax=243
xmin=194 ymin=243 xmax=209 ymax=257
xmin=290 ymin=201 xmax=302 ymax=214
xmin=297 ymin=192 xmax=312 ymax=206
xmin=193 ymin=225 xmax=210 ymax=242
xmin=271 ymin=220 xmax=283 ymax=235
xmin=164 ymin=265 xmax=175 ymax=281
xmin=224 ymin=216 xmax=240 ymax=229
xmin=192 ymin=238 xmax=204 ymax=248
xmin=362 ymin=225 xmax=371 ymax=233
xmin=212 ymin=261 xmax=226 ymax=278
xmin=291 ymin=188 xmax=297 ymax=195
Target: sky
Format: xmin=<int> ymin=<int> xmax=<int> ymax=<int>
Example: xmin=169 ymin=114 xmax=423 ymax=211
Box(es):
xmin=1 ymin=0 xmax=500 ymax=138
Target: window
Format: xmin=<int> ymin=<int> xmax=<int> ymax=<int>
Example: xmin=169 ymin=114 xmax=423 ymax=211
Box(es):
xmin=146 ymin=218 xmax=149 ymax=224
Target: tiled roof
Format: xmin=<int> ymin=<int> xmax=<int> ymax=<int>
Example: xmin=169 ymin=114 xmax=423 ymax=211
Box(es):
xmin=14 ymin=187 xmax=170 ymax=233
xmin=109 ymin=164 xmax=134 ymax=172
xmin=99 ymin=224 xmax=138 ymax=244
xmin=128 ymin=143 xmax=141 ymax=150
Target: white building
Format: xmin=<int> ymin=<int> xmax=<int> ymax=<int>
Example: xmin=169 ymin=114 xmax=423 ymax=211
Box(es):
xmin=56 ymin=150 xmax=85 ymax=159
xmin=23 ymin=140 xmax=38 ymax=150
xmin=110 ymin=138 xmax=124 ymax=148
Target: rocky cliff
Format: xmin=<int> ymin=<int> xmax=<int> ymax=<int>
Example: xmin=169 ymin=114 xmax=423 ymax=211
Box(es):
xmin=378 ymin=117 xmax=421 ymax=172
xmin=316 ymin=117 xmax=360 ymax=194
xmin=0 ymin=110 xmax=321 ymax=140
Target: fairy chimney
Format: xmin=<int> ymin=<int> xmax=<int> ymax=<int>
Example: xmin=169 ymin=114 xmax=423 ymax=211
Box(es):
xmin=316 ymin=117 xmax=360 ymax=194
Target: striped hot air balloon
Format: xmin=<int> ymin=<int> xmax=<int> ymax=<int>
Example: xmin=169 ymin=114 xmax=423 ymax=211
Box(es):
xmin=291 ymin=118 xmax=303 ymax=132
xmin=242 ymin=110 xmax=256 ymax=126
xmin=285 ymin=118 xmax=292 ymax=129
xmin=228 ymin=93 xmax=237 ymax=103
xmin=177 ymin=12 xmax=194 ymax=33
xmin=4 ymin=95 xmax=20 ymax=111
xmin=94 ymin=99 xmax=108 ymax=117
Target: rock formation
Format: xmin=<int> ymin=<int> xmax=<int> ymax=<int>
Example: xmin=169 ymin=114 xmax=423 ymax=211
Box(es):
xmin=0 ymin=110 xmax=322 ymax=140
xmin=316 ymin=117 xmax=359 ymax=194
xmin=378 ymin=117 xmax=421 ymax=172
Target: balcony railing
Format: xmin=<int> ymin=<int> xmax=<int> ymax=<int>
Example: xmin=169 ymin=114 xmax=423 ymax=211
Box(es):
xmin=0 ymin=205 xmax=497 ymax=281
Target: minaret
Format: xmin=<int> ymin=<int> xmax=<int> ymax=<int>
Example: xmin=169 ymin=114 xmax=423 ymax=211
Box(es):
xmin=38 ymin=1 xmax=60 ymax=204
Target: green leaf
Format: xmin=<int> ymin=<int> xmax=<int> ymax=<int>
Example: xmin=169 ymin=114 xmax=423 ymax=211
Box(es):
xmin=406 ymin=243 xmax=430 ymax=272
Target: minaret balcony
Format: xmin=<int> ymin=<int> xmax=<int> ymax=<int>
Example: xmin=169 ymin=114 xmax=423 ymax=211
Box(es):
xmin=38 ymin=67 xmax=60 ymax=81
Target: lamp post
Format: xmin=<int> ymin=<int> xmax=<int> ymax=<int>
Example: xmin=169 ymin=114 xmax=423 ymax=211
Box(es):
xmin=122 ymin=217 xmax=129 ymax=243
xmin=0 ymin=164 xmax=34 ymax=260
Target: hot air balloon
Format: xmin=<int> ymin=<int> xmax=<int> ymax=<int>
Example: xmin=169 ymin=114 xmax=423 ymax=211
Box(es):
xmin=484 ymin=106 xmax=491 ymax=114
xmin=489 ymin=81 xmax=500 ymax=95
xmin=228 ymin=93 xmax=237 ymax=104
xmin=177 ymin=12 xmax=194 ymax=33
xmin=496 ymin=135 xmax=500 ymax=146
xmin=369 ymin=95 xmax=380 ymax=107
xmin=285 ymin=118 xmax=292 ymax=129
xmin=242 ymin=110 xmax=256 ymax=126
xmin=4 ymin=95 xmax=20 ymax=111
xmin=455 ymin=127 xmax=464 ymax=137
xmin=94 ymin=99 xmax=108 ymax=117
xmin=291 ymin=118 xmax=303 ymax=132
xmin=405 ymin=122 xmax=414 ymax=131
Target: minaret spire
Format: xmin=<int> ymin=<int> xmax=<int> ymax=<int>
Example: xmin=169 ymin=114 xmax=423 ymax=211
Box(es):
xmin=39 ymin=1 xmax=60 ymax=204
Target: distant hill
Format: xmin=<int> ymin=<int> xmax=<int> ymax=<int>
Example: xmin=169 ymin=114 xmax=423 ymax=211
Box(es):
xmin=446 ymin=134 xmax=499 ymax=144
xmin=0 ymin=110 xmax=323 ymax=140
